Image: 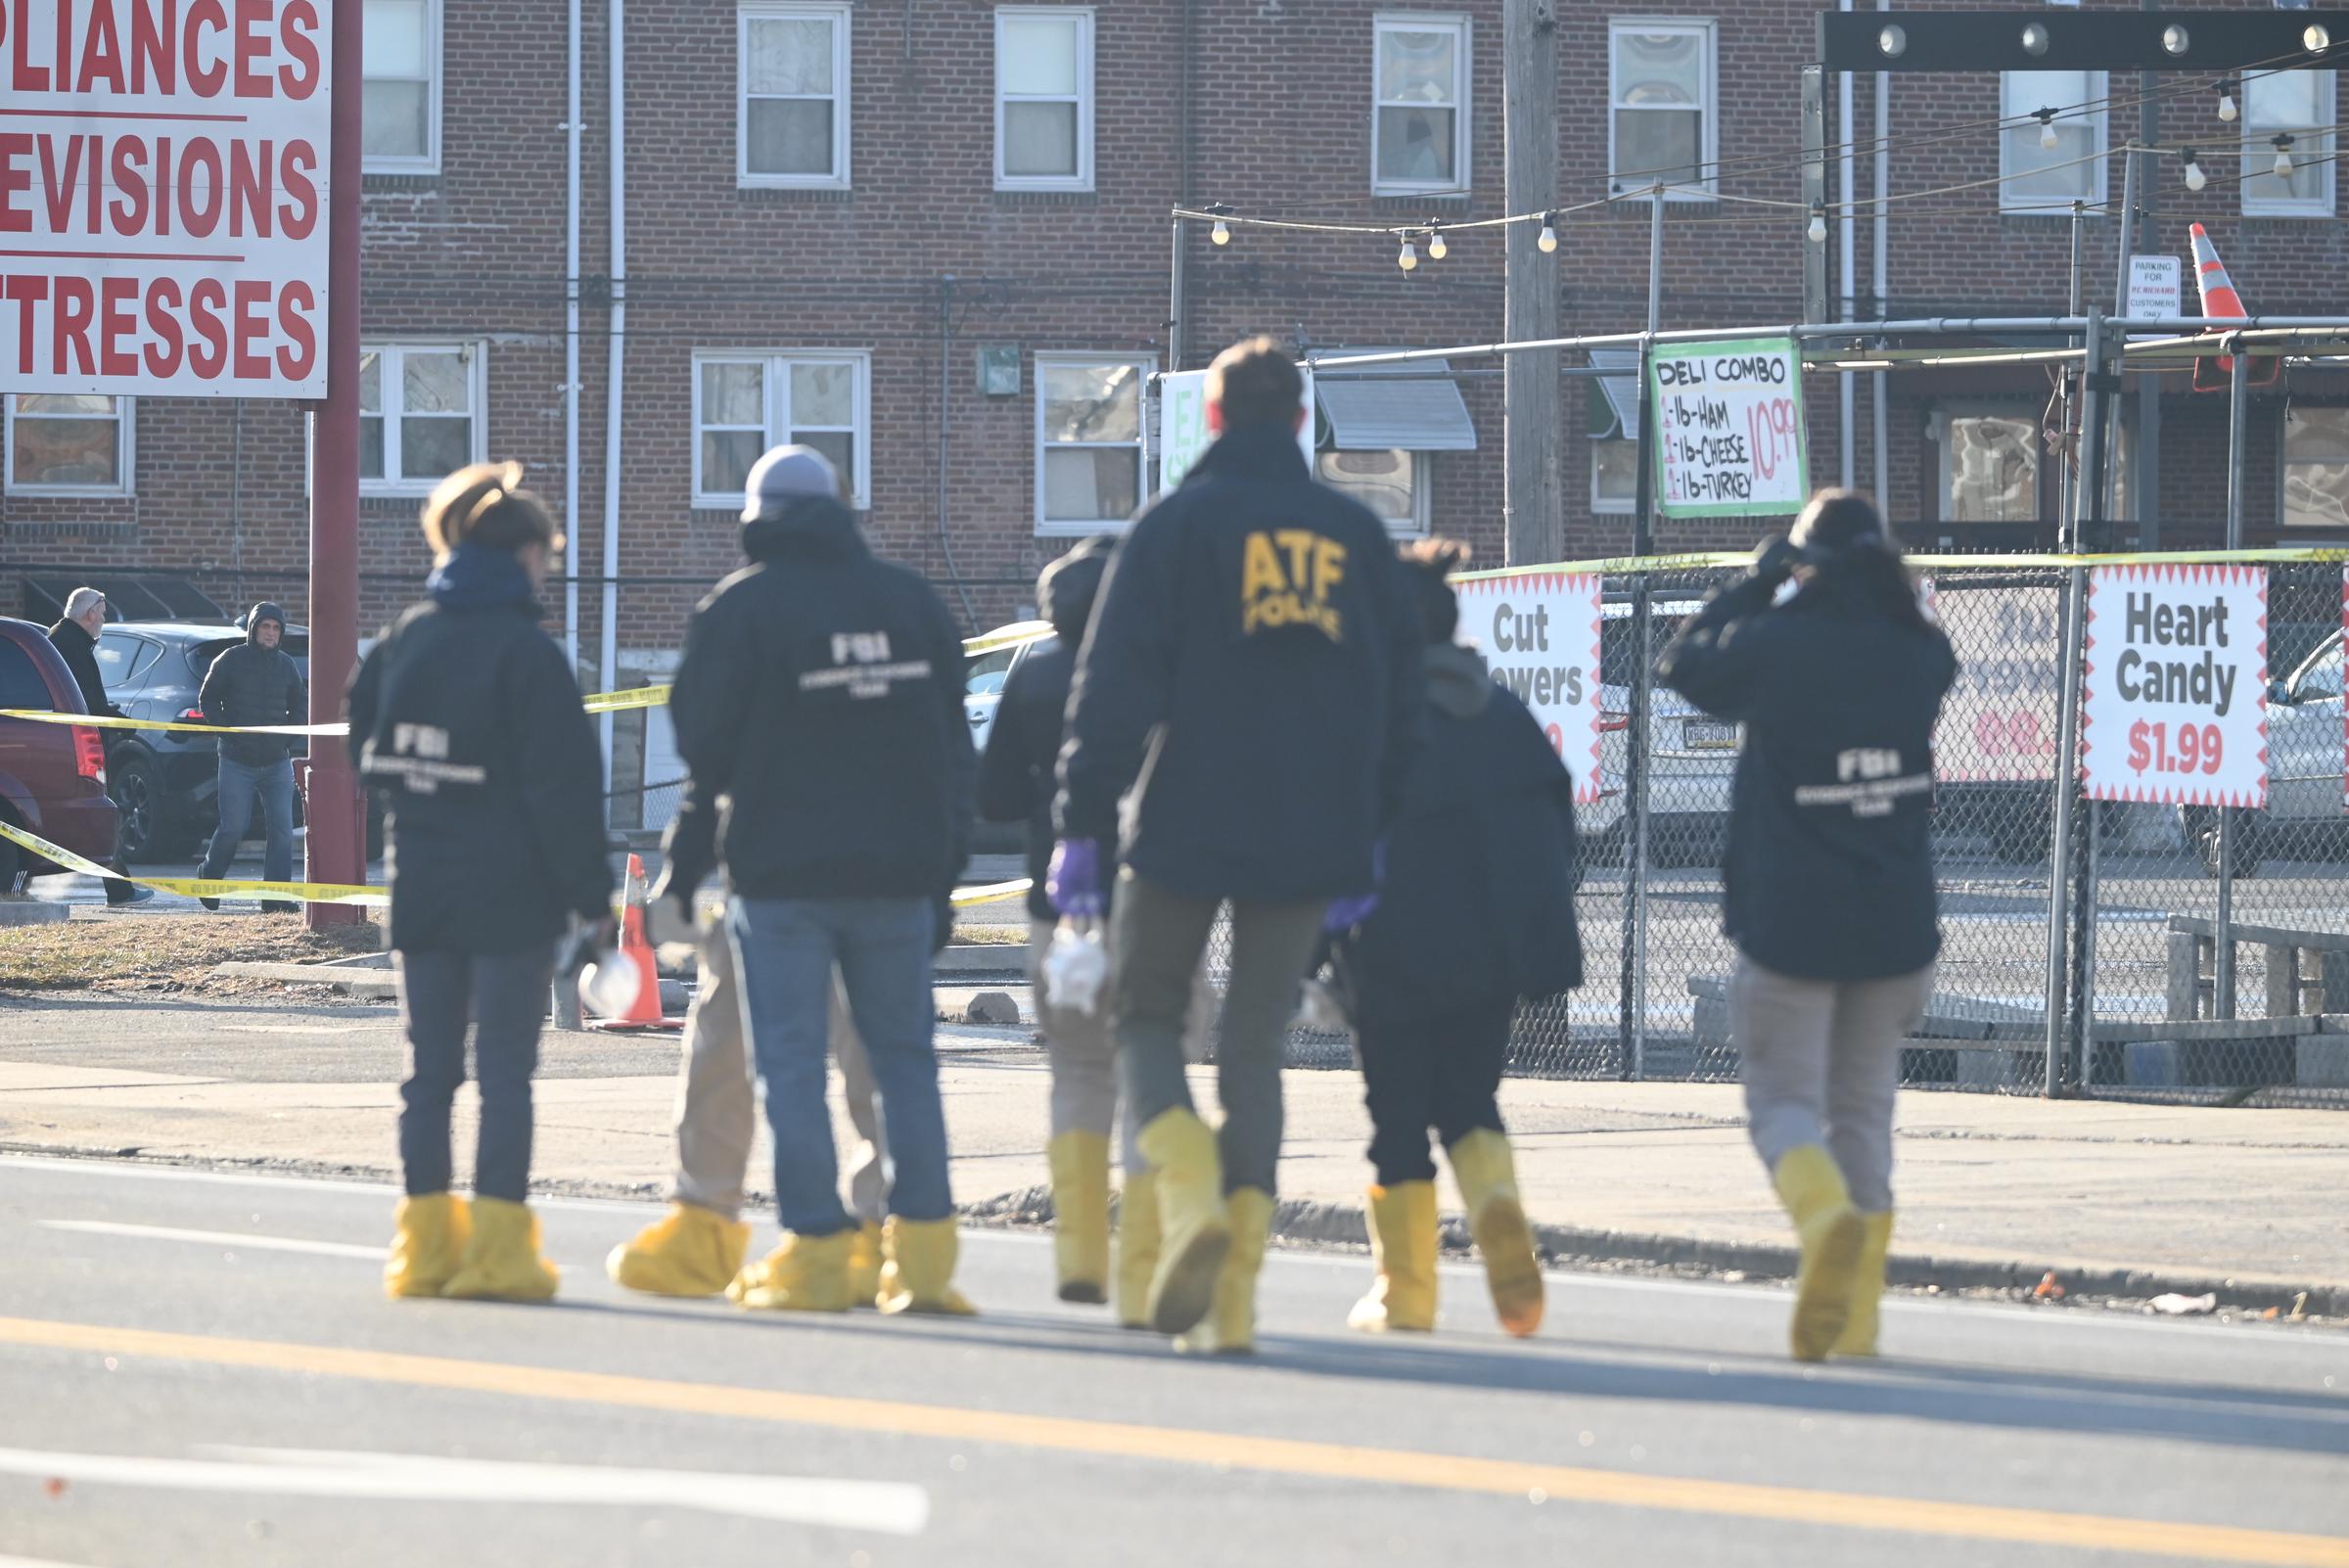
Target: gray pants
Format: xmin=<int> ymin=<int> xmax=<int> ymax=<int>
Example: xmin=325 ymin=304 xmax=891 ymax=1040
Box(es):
xmin=1111 ymin=870 xmax=1323 ymax=1197
xmin=1730 ymin=954 xmax=1935 ymax=1214
xmin=1028 ymin=918 xmax=1218 ymax=1172
xmin=395 ymin=944 xmax=557 ymax=1204
xmin=670 ymin=910 xmax=883 ymax=1224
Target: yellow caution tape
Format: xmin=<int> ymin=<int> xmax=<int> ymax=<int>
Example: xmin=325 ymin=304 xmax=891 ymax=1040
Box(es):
xmin=0 ymin=816 xmax=388 ymax=907
xmin=949 ymin=878 xmax=1035 ymax=908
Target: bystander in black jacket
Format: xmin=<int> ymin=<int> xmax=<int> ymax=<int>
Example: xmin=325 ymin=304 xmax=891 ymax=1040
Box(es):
xmin=201 ymin=603 xmax=306 ymax=766
xmin=1341 ymin=642 xmax=1583 ymax=1020
xmin=46 ymin=616 xmax=115 ymax=717
xmin=347 ymin=547 xmax=614 ymax=953
xmin=669 ymin=493 xmax=974 ymax=901
xmin=977 ymin=535 xmax=1115 ymax=922
xmin=1658 ymin=552 xmax=1958 ymax=983
xmin=1056 ymin=421 xmax=1425 ymax=905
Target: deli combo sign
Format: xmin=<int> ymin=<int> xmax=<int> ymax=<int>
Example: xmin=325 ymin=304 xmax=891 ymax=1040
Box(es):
xmin=1 ymin=0 xmax=331 ymax=396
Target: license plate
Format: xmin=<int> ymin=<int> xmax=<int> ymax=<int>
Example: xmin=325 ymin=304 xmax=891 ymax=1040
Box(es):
xmin=1681 ymin=719 xmax=1739 ymax=750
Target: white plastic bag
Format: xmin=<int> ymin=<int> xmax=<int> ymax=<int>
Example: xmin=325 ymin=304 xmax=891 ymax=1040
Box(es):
xmin=577 ymin=947 xmax=643 ymax=1018
xmin=1042 ymin=916 xmax=1110 ymax=1017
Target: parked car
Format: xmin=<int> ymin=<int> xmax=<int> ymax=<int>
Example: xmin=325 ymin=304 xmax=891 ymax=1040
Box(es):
xmin=2179 ymin=627 xmax=2348 ymax=877
xmin=1579 ymin=597 xmax=1732 ymax=864
xmin=0 ymin=617 xmax=120 ymax=888
xmin=962 ymin=620 xmax=1052 ymax=757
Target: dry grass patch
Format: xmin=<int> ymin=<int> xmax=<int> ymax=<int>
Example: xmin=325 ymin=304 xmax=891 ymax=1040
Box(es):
xmin=0 ymin=911 xmax=383 ymax=993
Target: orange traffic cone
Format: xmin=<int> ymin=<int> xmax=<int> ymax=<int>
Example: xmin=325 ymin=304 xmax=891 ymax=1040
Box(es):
xmin=589 ymin=853 xmax=673 ymax=1031
xmin=2189 ymin=222 xmax=2279 ymax=392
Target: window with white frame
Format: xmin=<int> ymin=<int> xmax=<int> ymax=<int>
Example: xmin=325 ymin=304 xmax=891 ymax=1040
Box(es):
xmin=362 ymin=0 xmax=439 ymax=171
xmin=1998 ymin=70 xmax=2106 ymax=211
xmin=693 ymin=351 xmax=871 ymax=509
xmin=4 ymin=395 xmax=133 ymax=496
xmin=1373 ymin=15 xmax=1470 ymax=196
xmin=1036 ymin=355 xmax=1148 ymax=533
xmin=2283 ymin=406 xmax=2349 ymax=530
xmin=1934 ymin=405 xmax=2041 ymax=523
xmin=1317 ymin=449 xmax=1428 ymax=535
xmin=359 ymin=345 xmax=484 ymax=494
xmin=739 ymin=3 xmax=852 ymax=188
xmin=2243 ymin=69 xmax=2336 ymax=217
xmin=1608 ymin=20 xmax=1716 ymax=199
xmin=995 ymin=7 xmax=1094 ymax=191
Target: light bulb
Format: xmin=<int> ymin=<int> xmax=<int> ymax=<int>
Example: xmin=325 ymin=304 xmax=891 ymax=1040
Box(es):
xmin=2040 ymin=115 xmax=2060 ymax=151
xmin=2306 ymin=23 xmax=2331 ymax=55
xmin=2021 ymin=23 xmax=2049 ymax=56
xmin=2217 ymin=83 xmax=2237 ymax=122
xmin=1537 ymin=217 xmax=1558 ymax=254
xmin=2162 ymin=23 xmax=2189 ymax=57
xmin=1210 ymin=217 xmax=1230 ymax=247
xmin=2183 ymin=150 xmax=2207 ymax=193
xmin=1427 ymin=228 xmax=1448 ymax=260
xmin=1807 ymin=208 xmax=1827 ymax=244
xmin=1398 ymin=238 xmax=1418 ymax=272
xmin=1876 ymin=23 xmax=1905 ymax=57
xmin=2274 ymin=137 xmax=2296 ymax=179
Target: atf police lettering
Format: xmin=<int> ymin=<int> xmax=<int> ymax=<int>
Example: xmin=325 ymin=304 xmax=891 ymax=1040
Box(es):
xmin=1241 ymin=529 xmax=1347 ymax=640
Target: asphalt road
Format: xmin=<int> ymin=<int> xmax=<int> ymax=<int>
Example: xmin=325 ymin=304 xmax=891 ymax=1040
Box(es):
xmin=1 ymin=1156 xmax=2343 ymax=1568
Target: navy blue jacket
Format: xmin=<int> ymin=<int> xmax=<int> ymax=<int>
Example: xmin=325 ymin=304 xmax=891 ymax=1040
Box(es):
xmin=1658 ymin=567 xmax=1958 ymax=982
xmin=1056 ymin=421 xmax=1425 ymax=904
xmin=1343 ymin=644 xmax=1583 ymax=1020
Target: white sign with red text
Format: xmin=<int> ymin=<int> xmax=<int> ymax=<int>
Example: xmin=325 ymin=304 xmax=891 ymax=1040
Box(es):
xmin=1925 ymin=579 xmax=2065 ymax=781
xmin=1451 ymin=572 xmax=1603 ymax=804
xmin=0 ymin=0 xmax=331 ymax=397
xmin=2081 ymin=564 xmax=2268 ymax=807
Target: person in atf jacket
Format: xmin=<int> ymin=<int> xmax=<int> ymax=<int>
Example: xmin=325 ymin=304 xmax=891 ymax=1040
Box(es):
xmin=1052 ymin=336 xmax=1425 ymax=1353
xmin=668 ymin=443 xmax=979 ymax=1318
xmin=347 ymin=461 xmax=616 ymax=1307
xmin=1332 ymin=539 xmax=1580 ymax=1343
xmin=195 ymin=599 xmax=307 ymax=909
xmin=1658 ymin=487 xmax=1957 ymax=1364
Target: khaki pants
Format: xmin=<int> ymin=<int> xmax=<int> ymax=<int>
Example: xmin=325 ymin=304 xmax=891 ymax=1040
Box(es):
xmin=1029 ymin=917 xmax=1218 ymax=1174
xmin=1730 ymin=954 xmax=1935 ymax=1214
xmin=671 ymin=909 xmax=884 ymax=1224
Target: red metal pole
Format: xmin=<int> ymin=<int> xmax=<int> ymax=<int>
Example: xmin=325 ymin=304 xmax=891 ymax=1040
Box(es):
xmin=305 ymin=0 xmax=364 ymax=931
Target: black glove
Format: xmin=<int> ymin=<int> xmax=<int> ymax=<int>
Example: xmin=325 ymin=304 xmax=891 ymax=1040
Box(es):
xmin=933 ymin=892 xmax=956 ymax=954
xmin=1751 ymin=532 xmax=1804 ymax=589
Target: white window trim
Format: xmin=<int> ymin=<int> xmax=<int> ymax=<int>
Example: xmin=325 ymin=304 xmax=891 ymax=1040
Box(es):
xmin=361 ymin=0 xmax=442 ymax=175
xmin=1317 ymin=448 xmax=1433 ymax=537
xmin=690 ymin=348 xmax=874 ymax=511
xmin=994 ymin=6 xmax=1096 ymax=193
xmin=1034 ymin=351 xmax=1152 ymax=537
xmin=1607 ymin=17 xmax=1718 ymax=202
xmin=736 ymin=2 xmax=853 ymax=191
xmin=2241 ymin=69 xmax=2336 ymax=219
xmin=1590 ymin=438 xmax=1638 ymax=516
xmin=358 ymin=342 xmax=489 ymax=497
xmin=1371 ymin=13 xmax=1473 ymax=199
xmin=1930 ymin=401 xmax=2044 ymax=525
xmin=1997 ymin=70 xmax=2108 ymax=213
xmin=3 ymin=395 xmax=135 ymax=498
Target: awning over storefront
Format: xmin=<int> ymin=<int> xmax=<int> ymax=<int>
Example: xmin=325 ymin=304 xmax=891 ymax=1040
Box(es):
xmin=1313 ymin=353 xmax=1477 ymax=451
xmin=1587 ymin=347 xmax=1642 ymax=442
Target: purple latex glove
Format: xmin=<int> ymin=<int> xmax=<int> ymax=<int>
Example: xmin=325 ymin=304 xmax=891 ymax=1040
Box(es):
xmin=1323 ymin=840 xmax=1385 ymax=933
xmin=1047 ymin=838 xmax=1105 ymax=918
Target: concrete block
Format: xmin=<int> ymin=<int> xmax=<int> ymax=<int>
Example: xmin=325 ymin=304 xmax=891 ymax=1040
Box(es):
xmin=0 ymin=899 xmax=69 ymax=927
xmin=2122 ymin=1039 xmax=2184 ymax=1087
xmin=1956 ymin=1049 xmax=2016 ymax=1088
xmin=963 ymin=991 xmax=1022 ymax=1025
xmin=2296 ymin=1037 xmax=2349 ymax=1088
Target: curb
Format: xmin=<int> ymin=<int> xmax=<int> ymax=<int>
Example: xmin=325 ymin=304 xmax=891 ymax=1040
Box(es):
xmin=962 ymin=1183 xmax=2347 ymax=1319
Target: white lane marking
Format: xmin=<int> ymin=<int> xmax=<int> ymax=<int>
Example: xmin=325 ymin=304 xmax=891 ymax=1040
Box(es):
xmin=41 ymin=1222 xmax=385 ymax=1261
xmin=0 ymin=1446 xmax=928 ymax=1534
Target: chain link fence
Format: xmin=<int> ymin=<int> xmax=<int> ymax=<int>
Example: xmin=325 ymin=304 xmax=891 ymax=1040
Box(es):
xmin=1206 ymin=556 xmax=2349 ymax=1108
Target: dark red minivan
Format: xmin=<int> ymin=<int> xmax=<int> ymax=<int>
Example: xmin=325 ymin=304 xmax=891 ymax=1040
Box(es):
xmin=0 ymin=617 xmax=120 ymax=889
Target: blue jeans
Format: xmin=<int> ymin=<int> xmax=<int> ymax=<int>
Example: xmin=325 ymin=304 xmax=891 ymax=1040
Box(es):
xmin=727 ymin=896 xmax=951 ymax=1234
xmin=199 ymin=756 xmax=296 ymax=884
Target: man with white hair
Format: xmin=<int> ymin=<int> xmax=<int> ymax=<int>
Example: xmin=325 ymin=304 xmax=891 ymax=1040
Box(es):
xmin=46 ymin=586 xmax=151 ymax=905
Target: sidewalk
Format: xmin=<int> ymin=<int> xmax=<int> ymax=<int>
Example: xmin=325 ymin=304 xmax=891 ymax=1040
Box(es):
xmin=0 ymin=995 xmax=2340 ymax=1313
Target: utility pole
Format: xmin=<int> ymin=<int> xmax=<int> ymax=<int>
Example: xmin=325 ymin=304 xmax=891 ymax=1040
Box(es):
xmin=1501 ymin=0 xmax=1561 ymax=564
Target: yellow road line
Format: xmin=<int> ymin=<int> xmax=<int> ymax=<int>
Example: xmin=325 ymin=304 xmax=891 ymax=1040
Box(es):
xmin=0 ymin=1316 xmax=2339 ymax=1564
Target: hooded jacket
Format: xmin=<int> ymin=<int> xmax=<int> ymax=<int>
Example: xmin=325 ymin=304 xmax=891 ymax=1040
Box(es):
xmin=1658 ymin=563 xmax=1958 ymax=982
xmin=669 ymin=495 xmax=974 ymax=900
xmin=199 ymin=602 xmax=307 ymax=766
xmin=1055 ymin=421 xmax=1426 ymax=904
xmin=977 ymin=535 xmax=1114 ymax=921
xmin=1342 ymin=642 xmax=1584 ymax=1019
xmin=345 ymin=546 xmax=613 ymax=953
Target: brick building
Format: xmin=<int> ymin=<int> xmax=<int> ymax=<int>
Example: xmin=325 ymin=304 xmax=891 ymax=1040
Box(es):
xmin=5 ymin=0 xmax=2343 ymax=811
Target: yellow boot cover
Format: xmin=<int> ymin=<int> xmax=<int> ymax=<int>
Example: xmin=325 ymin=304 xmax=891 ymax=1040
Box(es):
xmin=1833 ymin=1210 xmax=1895 ymax=1358
xmin=1773 ymin=1144 xmax=1864 ymax=1361
xmin=384 ymin=1193 xmax=472 ymax=1300
xmin=727 ymin=1229 xmax=856 ymax=1313
xmin=877 ymin=1216 xmax=978 ymax=1316
xmin=1448 ymin=1130 xmax=1544 ymax=1337
xmin=1113 ymin=1169 xmax=1162 ymax=1330
xmin=1133 ymin=1107 xmax=1231 ymax=1336
xmin=605 ymin=1201 xmax=751 ymax=1298
xmin=1176 ymin=1187 xmax=1275 ymax=1356
xmin=847 ymin=1220 xmax=886 ymax=1309
xmin=1048 ymin=1130 xmax=1113 ymax=1305
xmin=441 ymin=1197 xmax=559 ymax=1303
xmin=1347 ymin=1181 xmax=1437 ymax=1334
